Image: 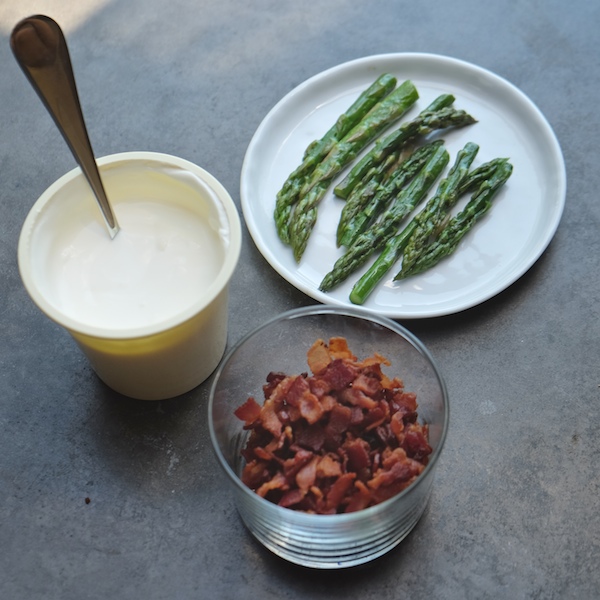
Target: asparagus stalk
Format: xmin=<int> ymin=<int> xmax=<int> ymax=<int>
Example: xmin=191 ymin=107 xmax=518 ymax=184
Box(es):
xmin=333 ymin=94 xmax=456 ymax=242
xmin=288 ymin=80 xmax=419 ymax=261
xmin=335 ymin=150 xmax=401 ymax=246
xmin=338 ymin=139 xmax=445 ymax=248
xmin=333 ymin=96 xmax=477 ymax=200
xmin=318 ymin=143 xmax=449 ymax=292
xmin=274 ymin=73 xmax=397 ymax=244
xmin=349 ymin=221 xmax=417 ymax=305
xmin=333 ymin=94 xmax=455 ymax=199
xmin=349 ymin=154 xmax=511 ymax=304
xmin=395 ymin=160 xmax=514 ymax=280
xmin=398 ymin=142 xmax=480 ymax=273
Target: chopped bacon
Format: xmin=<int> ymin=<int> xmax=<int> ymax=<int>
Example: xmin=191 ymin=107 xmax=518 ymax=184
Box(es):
xmin=359 ymin=352 xmax=391 ymax=369
xmin=233 ymin=396 xmax=262 ymax=426
xmin=390 ymin=410 xmax=405 ymax=443
xmin=263 ymin=371 xmax=287 ymax=398
xmin=285 ymin=375 xmax=308 ymax=405
xmin=344 ymin=438 xmax=371 ymax=479
xmin=324 ymin=404 xmax=352 ymax=449
xmin=256 ymin=472 xmax=288 ymax=498
xmin=325 ymin=472 xmax=356 ymax=512
xmin=307 ymin=339 xmax=331 ymax=375
xmin=282 ymin=448 xmax=313 ymax=481
xmin=319 ymin=394 xmax=338 ymax=412
xmin=296 ymin=456 xmax=319 ymax=492
xmin=286 ymin=375 xmax=324 ymax=424
xmin=279 ymin=487 xmax=306 ymax=508
xmin=328 ymin=337 xmax=356 ymax=360
xmin=345 ymin=480 xmax=372 ymax=513
xmin=260 ymin=399 xmax=283 ymax=437
xmin=295 ymin=423 xmax=325 ymax=452
xmin=253 ymin=446 xmax=273 ymax=461
xmin=341 ymin=387 xmax=378 ymax=410
xmin=321 ymin=359 xmax=357 ymax=391
xmin=299 ymin=392 xmax=324 ymax=425
xmin=241 ymin=459 xmax=270 ymax=489
xmin=235 ymin=337 xmax=431 ymax=514
xmin=363 ymin=402 xmax=389 ymax=431
xmin=352 ymin=372 xmax=382 ymax=396
xmin=309 ymin=377 xmax=331 ymax=399
xmin=368 ymin=449 xmax=425 ymax=503
xmin=392 ymin=390 xmax=418 ymax=414
xmin=317 ymin=454 xmax=342 ymax=479
xmin=349 ymin=406 xmax=364 ymax=426
xmin=402 ymin=423 xmax=432 ymax=461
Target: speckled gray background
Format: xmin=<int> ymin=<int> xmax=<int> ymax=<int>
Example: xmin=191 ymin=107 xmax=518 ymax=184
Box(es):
xmin=1 ymin=1 xmax=598 ymax=598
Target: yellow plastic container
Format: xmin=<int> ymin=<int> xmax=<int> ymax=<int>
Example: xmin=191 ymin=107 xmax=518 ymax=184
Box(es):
xmin=18 ymin=152 xmax=242 ymax=400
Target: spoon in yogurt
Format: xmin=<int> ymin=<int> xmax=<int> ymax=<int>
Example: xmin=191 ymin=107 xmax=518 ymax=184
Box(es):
xmin=11 ymin=15 xmax=120 ymax=239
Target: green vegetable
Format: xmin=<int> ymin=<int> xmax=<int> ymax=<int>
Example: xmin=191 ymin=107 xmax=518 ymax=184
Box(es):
xmin=395 ymin=159 xmax=513 ymax=280
xmin=318 ymin=143 xmax=449 ymax=292
xmin=349 ymin=221 xmax=417 ymax=305
xmin=347 ymin=142 xmax=478 ymax=304
xmin=338 ymin=139 xmax=445 ymax=248
xmin=332 ymin=93 xmax=459 ymax=248
xmin=333 ymin=95 xmax=477 ymax=200
xmin=335 ymin=149 xmax=401 ymax=247
xmin=274 ymin=73 xmax=397 ymax=244
xmin=288 ymin=79 xmax=419 ymax=261
xmin=399 ymin=142 xmax=480 ymax=274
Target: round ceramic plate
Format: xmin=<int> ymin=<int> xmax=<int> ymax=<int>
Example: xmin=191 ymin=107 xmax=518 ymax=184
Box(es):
xmin=240 ymin=53 xmax=566 ymax=319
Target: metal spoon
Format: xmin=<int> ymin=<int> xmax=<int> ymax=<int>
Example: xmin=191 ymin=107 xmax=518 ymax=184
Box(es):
xmin=11 ymin=15 xmax=120 ymax=238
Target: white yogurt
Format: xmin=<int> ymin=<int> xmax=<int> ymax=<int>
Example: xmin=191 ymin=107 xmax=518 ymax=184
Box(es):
xmin=27 ymin=157 xmax=232 ymax=334
xmin=48 ymin=199 xmax=224 ymax=330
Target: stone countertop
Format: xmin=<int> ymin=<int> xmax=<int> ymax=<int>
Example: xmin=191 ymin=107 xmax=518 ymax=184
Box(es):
xmin=0 ymin=1 xmax=598 ymax=598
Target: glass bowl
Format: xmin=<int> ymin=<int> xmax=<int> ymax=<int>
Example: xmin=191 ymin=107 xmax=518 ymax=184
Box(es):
xmin=208 ymin=305 xmax=449 ymax=569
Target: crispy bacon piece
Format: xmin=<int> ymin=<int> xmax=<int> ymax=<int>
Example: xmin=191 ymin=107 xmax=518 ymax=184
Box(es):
xmin=390 ymin=410 xmax=405 ymax=443
xmin=235 ymin=337 xmax=432 ymax=514
xmin=324 ymin=404 xmax=352 ymax=449
xmin=241 ymin=459 xmax=270 ymax=489
xmin=282 ymin=448 xmax=313 ymax=481
xmin=233 ymin=397 xmax=262 ymax=426
xmin=263 ymin=371 xmax=287 ymax=399
xmin=256 ymin=471 xmax=288 ymax=498
xmin=402 ymin=423 xmax=432 ymax=461
xmin=328 ymin=337 xmax=356 ymax=360
xmin=320 ymin=359 xmax=357 ymax=391
xmin=345 ymin=480 xmax=372 ymax=513
xmin=319 ymin=394 xmax=338 ymax=412
xmin=325 ymin=472 xmax=356 ymax=512
xmin=341 ymin=387 xmax=378 ymax=410
xmin=307 ymin=339 xmax=331 ymax=375
xmin=309 ymin=376 xmax=330 ymax=399
xmin=317 ymin=454 xmax=343 ymax=479
xmin=363 ymin=401 xmax=389 ymax=431
xmin=260 ymin=399 xmax=283 ymax=437
xmin=278 ymin=487 xmax=306 ymax=508
xmin=344 ymin=438 xmax=372 ymax=481
xmin=295 ymin=422 xmax=325 ymax=452
xmin=285 ymin=376 xmax=324 ymax=425
xmin=296 ymin=456 xmax=319 ymax=492
xmin=352 ymin=372 xmax=382 ymax=396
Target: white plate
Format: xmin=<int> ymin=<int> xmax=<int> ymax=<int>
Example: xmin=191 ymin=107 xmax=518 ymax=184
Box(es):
xmin=240 ymin=53 xmax=566 ymax=319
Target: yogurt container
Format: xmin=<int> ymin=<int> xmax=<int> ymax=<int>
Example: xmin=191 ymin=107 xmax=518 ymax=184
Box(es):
xmin=18 ymin=152 xmax=242 ymax=400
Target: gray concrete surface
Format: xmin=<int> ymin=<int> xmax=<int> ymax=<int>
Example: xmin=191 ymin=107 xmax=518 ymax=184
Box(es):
xmin=1 ymin=1 xmax=598 ymax=598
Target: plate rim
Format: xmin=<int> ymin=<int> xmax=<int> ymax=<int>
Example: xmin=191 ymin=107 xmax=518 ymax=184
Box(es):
xmin=240 ymin=52 xmax=567 ymax=319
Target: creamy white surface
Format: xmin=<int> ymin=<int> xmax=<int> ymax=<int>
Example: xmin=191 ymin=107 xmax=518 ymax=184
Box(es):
xmin=46 ymin=200 xmax=224 ymax=330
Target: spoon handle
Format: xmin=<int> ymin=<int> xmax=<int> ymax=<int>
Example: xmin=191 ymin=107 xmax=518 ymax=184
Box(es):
xmin=11 ymin=15 xmax=119 ymax=238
